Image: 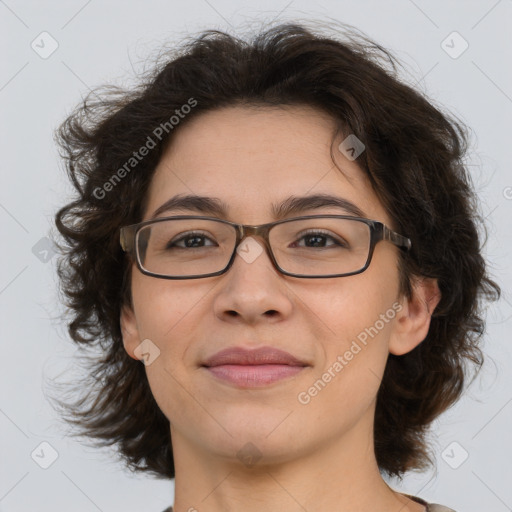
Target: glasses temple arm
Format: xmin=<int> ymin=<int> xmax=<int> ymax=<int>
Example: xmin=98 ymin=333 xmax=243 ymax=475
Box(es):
xmin=382 ymin=225 xmax=412 ymax=250
xmin=120 ymin=226 xmax=135 ymax=254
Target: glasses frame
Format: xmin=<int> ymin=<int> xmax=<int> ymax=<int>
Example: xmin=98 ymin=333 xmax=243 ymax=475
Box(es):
xmin=120 ymin=214 xmax=412 ymax=280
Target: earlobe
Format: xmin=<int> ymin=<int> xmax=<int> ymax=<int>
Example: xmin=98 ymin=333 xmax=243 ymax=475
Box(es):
xmin=120 ymin=304 xmax=141 ymax=360
xmin=389 ymin=277 xmax=441 ymax=356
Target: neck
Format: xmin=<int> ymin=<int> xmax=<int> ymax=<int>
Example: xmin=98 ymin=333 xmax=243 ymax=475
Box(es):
xmin=170 ymin=405 xmax=424 ymax=512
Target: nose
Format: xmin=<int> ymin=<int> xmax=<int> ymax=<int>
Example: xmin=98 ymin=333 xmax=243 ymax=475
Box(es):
xmin=212 ymin=235 xmax=293 ymax=324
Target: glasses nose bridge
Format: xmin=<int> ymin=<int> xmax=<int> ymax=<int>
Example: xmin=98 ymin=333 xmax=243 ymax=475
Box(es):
xmin=235 ymin=222 xmax=274 ymax=256
xmin=239 ymin=222 xmax=270 ymax=237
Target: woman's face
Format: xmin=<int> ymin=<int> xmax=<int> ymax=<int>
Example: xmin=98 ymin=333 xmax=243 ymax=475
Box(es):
xmin=121 ymin=105 xmax=428 ymax=467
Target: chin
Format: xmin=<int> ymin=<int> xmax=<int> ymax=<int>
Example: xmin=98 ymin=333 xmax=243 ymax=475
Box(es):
xmin=193 ymin=411 xmax=304 ymax=462
xmin=216 ymin=433 xmax=305 ymax=469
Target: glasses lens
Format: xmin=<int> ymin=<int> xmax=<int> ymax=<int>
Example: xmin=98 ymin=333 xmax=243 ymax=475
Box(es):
xmin=137 ymin=218 xmax=236 ymax=277
xmin=270 ymin=217 xmax=371 ymax=276
xmin=136 ymin=217 xmax=371 ymax=277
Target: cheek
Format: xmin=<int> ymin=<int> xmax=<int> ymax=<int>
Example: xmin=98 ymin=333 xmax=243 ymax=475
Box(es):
xmin=310 ymin=258 xmax=400 ymax=381
xmin=299 ymin=290 xmax=397 ymax=426
xmin=131 ymin=272 xmax=201 ymax=342
xmin=129 ymin=274 xmax=212 ymax=416
xmin=314 ymin=271 xmax=398 ymax=344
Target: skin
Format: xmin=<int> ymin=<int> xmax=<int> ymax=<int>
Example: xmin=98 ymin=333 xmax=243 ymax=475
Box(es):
xmin=121 ymin=105 xmax=441 ymax=512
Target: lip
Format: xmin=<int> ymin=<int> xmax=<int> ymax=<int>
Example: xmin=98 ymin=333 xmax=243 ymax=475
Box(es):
xmin=202 ymin=346 xmax=308 ymax=388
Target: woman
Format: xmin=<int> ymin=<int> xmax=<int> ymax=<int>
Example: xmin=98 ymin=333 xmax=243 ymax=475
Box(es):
xmin=53 ymin=20 xmax=499 ymax=512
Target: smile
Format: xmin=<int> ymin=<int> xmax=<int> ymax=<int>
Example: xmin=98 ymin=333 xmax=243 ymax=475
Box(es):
xmin=202 ymin=346 xmax=308 ymax=388
xmin=205 ymin=364 xmax=305 ymax=387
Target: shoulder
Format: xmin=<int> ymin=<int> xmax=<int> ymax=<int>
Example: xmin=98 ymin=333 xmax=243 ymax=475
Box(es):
xmin=428 ymin=505 xmax=458 ymax=512
xmin=401 ymin=492 xmax=457 ymax=512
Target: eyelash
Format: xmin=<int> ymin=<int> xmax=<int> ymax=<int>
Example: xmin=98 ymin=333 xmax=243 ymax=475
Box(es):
xmin=167 ymin=230 xmax=345 ymax=249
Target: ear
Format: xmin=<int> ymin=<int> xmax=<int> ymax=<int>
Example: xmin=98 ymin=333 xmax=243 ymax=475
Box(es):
xmin=389 ymin=276 xmax=441 ymax=356
xmin=120 ymin=303 xmax=142 ymax=360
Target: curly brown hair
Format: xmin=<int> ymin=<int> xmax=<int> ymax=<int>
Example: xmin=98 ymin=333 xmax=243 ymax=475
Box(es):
xmin=51 ymin=20 xmax=500 ymax=481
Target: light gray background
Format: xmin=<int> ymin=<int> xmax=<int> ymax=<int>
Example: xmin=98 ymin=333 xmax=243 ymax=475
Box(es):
xmin=1 ymin=1 xmax=511 ymax=511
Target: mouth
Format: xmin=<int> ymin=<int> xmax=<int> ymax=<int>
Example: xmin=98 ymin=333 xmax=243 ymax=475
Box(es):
xmin=201 ymin=346 xmax=309 ymax=388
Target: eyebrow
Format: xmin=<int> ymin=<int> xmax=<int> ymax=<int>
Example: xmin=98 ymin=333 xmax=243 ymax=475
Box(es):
xmin=150 ymin=193 xmax=367 ymax=220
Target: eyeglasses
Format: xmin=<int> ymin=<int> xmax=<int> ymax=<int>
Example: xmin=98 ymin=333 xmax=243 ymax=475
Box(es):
xmin=120 ymin=215 xmax=411 ymax=280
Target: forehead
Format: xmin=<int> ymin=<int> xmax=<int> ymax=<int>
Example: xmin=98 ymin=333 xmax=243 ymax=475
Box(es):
xmin=143 ymin=105 xmax=390 ymax=225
